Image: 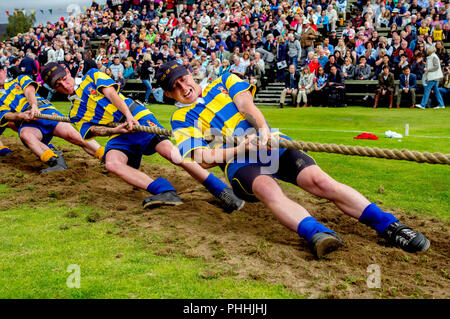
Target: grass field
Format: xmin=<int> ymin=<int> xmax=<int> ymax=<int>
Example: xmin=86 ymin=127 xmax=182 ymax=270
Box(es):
xmin=0 ymin=103 xmax=448 ymax=298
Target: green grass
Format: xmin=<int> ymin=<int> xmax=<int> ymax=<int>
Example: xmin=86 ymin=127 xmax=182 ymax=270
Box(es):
xmin=0 ymin=204 xmax=299 ymax=299
xmin=0 ymin=102 xmax=449 ymax=298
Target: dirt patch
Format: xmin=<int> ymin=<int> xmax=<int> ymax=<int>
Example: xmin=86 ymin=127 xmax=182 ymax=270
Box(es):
xmin=1 ymin=137 xmax=449 ymax=298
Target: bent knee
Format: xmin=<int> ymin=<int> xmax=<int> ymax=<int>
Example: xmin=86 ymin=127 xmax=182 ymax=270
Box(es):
xmin=105 ymin=158 xmax=126 ymax=174
xmin=252 ymin=176 xmax=285 ymax=203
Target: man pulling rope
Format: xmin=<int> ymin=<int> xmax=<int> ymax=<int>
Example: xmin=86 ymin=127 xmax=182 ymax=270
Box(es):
xmin=41 ymin=62 xmax=244 ymax=212
xmin=156 ymin=61 xmax=430 ymax=258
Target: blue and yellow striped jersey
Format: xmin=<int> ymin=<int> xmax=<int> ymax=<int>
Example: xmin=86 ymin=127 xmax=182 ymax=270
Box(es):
xmin=171 ymin=73 xmax=262 ymax=159
xmin=69 ymin=68 xmax=151 ymax=139
xmin=0 ymin=75 xmax=54 ymax=125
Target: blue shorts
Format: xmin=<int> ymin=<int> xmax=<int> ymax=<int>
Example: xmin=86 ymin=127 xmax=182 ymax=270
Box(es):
xmin=223 ymin=137 xmax=317 ymax=202
xmin=104 ymin=113 xmax=169 ymax=169
xmin=18 ymin=107 xmax=64 ymax=146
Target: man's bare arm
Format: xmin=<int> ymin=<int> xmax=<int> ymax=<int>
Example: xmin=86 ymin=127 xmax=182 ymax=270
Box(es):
xmin=89 ymin=123 xmax=130 ymax=137
xmin=23 ymin=85 xmax=39 ymax=117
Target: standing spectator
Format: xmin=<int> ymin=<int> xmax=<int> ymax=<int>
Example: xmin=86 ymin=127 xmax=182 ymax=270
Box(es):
xmin=296 ymin=66 xmax=315 ymax=108
xmin=279 ymin=64 xmax=299 ymax=108
xmin=397 ymin=66 xmax=417 ymax=109
xmin=286 ymin=33 xmax=301 ymax=71
xmin=300 ymin=21 xmax=317 ymax=62
xmin=317 ymin=10 xmax=330 ymax=37
xmin=138 ymin=54 xmax=155 ymax=105
xmin=416 ymin=46 xmax=446 ymax=109
xmin=276 ymin=35 xmax=288 ymax=82
xmin=245 ymin=57 xmax=262 ymax=92
xmin=19 ymin=53 xmax=37 ymax=78
xmin=374 ymin=65 xmax=395 ymax=108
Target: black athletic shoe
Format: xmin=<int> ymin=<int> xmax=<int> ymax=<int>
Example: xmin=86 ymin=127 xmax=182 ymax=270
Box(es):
xmin=382 ymin=222 xmax=430 ymax=253
xmin=309 ymin=232 xmax=343 ymax=258
xmin=40 ymin=155 xmax=68 ymax=174
xmin=217 ymin=187 xmax=245 ymax=213
xmin=142 ymin=191 xmax=183 ymax=209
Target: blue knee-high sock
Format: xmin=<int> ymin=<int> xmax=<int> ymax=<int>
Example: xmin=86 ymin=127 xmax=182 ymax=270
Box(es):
xmin=297 ymin=216 xmax=335 ymax=242
xmin=202 ymin=173 xmax=227 ymax=197
xmin=146 ymin=177 xmax=176 ymax=195
xmin=359 ymin=203 xmax=398 ymax=234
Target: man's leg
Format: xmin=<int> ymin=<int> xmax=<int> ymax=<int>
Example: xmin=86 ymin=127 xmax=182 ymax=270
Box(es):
xmin=279 ymin=89 xmax=287 ymax=108
xmin=19 ymin=127 xmax=48 ymax=157
xmin=291 ymin=89 xmax=298 ymax=106
xmin=154 ymin=139 xmax=244 ymax=212
xmin=410 ymin=88 xmax=416 ymax=107
xmin=396 ymin=90 xmax=403 ymax=107
xmin=52 ymin=122 xmax=101 ymax=157
xmin=105 ymin=149 xmax=153 ymax=190
xmin=229 ymin=163 xmax=342 ymax=257
xmin=296 ymin=165 xmax=429 ymax=252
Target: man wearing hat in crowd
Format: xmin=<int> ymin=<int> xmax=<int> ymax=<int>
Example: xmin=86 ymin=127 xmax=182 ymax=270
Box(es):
xmin=157 ymin=60 xmax=430 ymax=258
xmin=41 ymin=62 xmax=244 ymax=211
xmin=0 ymin=62 xmax=102 ymax=172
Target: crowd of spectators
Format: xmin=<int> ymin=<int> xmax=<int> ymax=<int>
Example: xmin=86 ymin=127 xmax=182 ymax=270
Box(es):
xmin=0 ymin=0 xmax=449 ymax=108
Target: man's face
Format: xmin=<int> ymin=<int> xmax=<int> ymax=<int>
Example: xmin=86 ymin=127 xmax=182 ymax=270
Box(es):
xmin=164 ymin=74 xmax=201 ymax=105
xmin=53 ymin=69 xmax=76 ymax=95
xmin=404 ymin=68 xmax=410 ymax=76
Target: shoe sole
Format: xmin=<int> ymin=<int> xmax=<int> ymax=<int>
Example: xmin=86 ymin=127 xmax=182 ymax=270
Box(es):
xmin=143 ymin=200 xmax=183 ymax=209
xmin=39 ymin=167 xmax=68 ymax=174
xmin=420 ymin=238 xmax=431 ymax=252
xmin=236 ymin=200 xmax=245 ymax=211
xmin=314 ymin=237 xmax=342 ymax=258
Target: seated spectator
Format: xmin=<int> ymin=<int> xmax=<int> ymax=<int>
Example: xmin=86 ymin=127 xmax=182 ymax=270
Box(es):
xmin=324 ymin=55 xmax=340 ymax=74
xmin=279 ymin=65 xmax=299 ymax=108
xmin=355 ymin=56 xmax=372 ymax=80
xmin=311 ymin=66 xmax=328 ymax=107
xmin=229 ymin=56 xmax=246 ymax=79
xmin=410 ymin=54 xmax=426 ymax=80
xmin=123 ymin=60 xmax=135 ymax=79
xmin=327 ymin=65 xmax=346 ymax=107
xmin=218 ymin=59 xmax=231 ymax=76
xmin=206 ymin=59 xmax=221 ymax=82
xmin=308 ymin=54 xmax=321 ymax=75
xmin=374 ymin=65 xmax=395 ymax=108
xmin=117 ymin=71 xmax=126 ymax=91
xmin=191 ymin=63 xmax=205 ymax=84
xmin=438 ymin=65 xmax=450 ymax=105
xmin=296 ymin=66 xmax=315 ymax=108
xmin=435 ymin=40 xmax=449 ymax=65
xmin=397 ymin=66 xmax=417 ymax=109
xmin=317 ymin=49 xmax=329 ymax=68
xmin=109 ymin=55 xmax=124 ymax=81
xmin=342 ymin=57 xmax=356 ymax=80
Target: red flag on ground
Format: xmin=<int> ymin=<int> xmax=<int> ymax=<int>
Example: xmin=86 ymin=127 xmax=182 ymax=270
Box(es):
xmin=354 ymin=133 xmax=379 ymax=140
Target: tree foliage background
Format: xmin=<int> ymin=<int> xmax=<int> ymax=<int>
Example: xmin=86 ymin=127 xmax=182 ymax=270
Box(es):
xmin=3 ymin=9 xmax=36 ymax=40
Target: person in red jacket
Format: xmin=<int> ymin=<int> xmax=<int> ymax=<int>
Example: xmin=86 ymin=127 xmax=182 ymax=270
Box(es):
xmin=393 ymin=40 xmax=413 ymax=62
xmin=308 ymin=54 xmax=321 ymax=75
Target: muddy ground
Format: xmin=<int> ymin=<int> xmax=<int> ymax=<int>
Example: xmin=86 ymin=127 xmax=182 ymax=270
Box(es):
xmin=1 ymin=137 xmax=449 ymax=298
